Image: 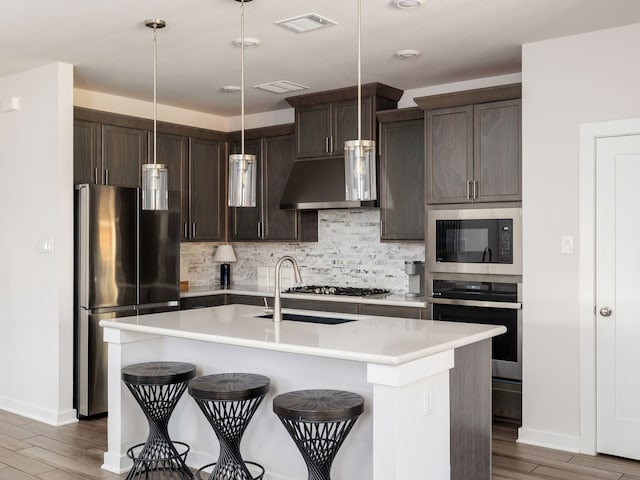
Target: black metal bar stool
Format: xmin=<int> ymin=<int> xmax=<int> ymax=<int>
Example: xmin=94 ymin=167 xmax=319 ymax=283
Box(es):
xmin=189 ymin=373 xmax=270 ymax=480
xmin=121 ymin=361 xmax=197 ymax=480
xmin=273 ymin=389 xmax=364 ymax=480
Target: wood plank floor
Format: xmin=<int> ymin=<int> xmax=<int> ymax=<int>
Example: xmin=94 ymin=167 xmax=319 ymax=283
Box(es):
xmin=2 ymin=409 xmax=640 ymax=479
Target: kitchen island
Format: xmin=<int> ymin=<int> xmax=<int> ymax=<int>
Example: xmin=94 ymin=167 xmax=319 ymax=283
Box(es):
xmin=100 ymin=304 xmax=505 ymax=480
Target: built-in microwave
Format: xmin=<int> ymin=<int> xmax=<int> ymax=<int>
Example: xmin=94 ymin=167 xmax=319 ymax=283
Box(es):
xmin=427 ymin=208 xmax=522 ymax=276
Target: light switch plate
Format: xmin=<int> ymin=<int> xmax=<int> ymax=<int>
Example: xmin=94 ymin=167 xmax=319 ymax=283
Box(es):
xmin=561 ymin=235 xmax=574 ymax=255
xmin=0 ymin=97 xmax=20 ymax=112
xmin=36 ymin=238 xmax=54 ymax=254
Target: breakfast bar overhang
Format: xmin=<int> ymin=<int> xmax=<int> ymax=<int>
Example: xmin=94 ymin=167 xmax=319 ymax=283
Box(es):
xmin=100 ymin=304 xmax=505 ymax=480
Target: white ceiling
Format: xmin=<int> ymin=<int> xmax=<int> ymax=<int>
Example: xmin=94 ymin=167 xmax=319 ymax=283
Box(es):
xmin=2 ymin=0 xmax=640 ymax=116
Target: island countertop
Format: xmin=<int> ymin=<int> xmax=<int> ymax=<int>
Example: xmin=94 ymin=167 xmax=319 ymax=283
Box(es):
xmin=100 ymin=304 xmax=505 ymax=366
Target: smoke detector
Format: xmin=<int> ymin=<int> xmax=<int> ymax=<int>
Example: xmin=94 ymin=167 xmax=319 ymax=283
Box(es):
xmin=395 ymin=49 xmax=422 ymax=60
xmin=393 ymin=0 xmax=425 ymax=9
xmin=232 ymin=37 xmax=261 ymax=48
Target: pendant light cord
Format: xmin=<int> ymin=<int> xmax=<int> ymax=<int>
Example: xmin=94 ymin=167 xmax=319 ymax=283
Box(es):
xmin=357 ymin=0 xmax=362 ymax=142
xmin=240 ymin=0 xmax=246 ymax=156
xmin=152 ymin=25 xmax=158 ymax=166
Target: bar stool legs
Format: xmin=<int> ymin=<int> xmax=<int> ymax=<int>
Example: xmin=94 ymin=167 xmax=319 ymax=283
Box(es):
xmin=273 ymin=389 xmax=365 ymax=480
xmin=189 ymin=373 xmax=270 ymax=480
xmin=121 ymin=361 xmax=197 ymax=480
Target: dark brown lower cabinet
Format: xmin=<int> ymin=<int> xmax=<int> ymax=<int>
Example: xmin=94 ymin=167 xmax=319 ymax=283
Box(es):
xmin=181 ymin=293 xmax=426 ymax=319
xmin=280 ymin=299 xmax=359 ymax=314
xmin=450 ymin=340 xmax=492 ymax=480
xmin=180 ymin=295 xmax=227 ymax=310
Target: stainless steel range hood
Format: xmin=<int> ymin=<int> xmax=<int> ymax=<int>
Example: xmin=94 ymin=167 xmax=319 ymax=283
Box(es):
xmin=279 ymin=157 xmax=377 ymax=210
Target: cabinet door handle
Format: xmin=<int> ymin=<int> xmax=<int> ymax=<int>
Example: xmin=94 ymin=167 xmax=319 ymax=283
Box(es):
xmin=104 ymin=169 xmax=109 ymax=185
xmin=192 ymin=223 xmax=196 ymax=238
xmin=325 ymin=137 xmax=330 ymax=153
xmin=257 ymin=221 xmax=262 ymax=239
xmin=330 ymin=136 xmax=334 ymax=153
xmin=466 ymin=180 xmax=471 ymax=200
xmin=183 ymin=223 xmax=188 ymax=238
xmin=94 ymin=167 xmax=99 ymax=184
xmin=473 ymin=180 xmax=478 ymax=200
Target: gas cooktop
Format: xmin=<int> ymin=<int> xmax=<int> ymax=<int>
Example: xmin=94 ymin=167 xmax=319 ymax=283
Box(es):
xmin=284 ymin=285 xmax=390 ymax=297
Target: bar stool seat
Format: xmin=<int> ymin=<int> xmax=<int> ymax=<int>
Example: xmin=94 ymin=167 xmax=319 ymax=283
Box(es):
xmin=121 ymin=361 xmax=196 ymax=480
xmin=273 ymin=389 xmax=364 ymax=480
xmin=189 ymin=373 xmax=270 ymax=480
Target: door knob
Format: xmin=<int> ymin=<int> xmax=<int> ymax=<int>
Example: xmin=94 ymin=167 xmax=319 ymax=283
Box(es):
xmin=599 ymin=306 xmax=612 ymax=317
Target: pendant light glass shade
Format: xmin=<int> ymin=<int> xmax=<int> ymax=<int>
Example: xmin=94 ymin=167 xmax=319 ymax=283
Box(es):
xmin=344 ymin=0 xmax=377 ymax=202
xmin=228 ymin=153 xmax=257 ymax=207
xmin=142 ymin=18 xmax=168 ymax=211
xmin=142 ymin=163 xmax=168 ymax=210
xmin=345 ymin=139 xmax=376 ymax=201
xmin=228 ymin=0 xmax=257 ymax=208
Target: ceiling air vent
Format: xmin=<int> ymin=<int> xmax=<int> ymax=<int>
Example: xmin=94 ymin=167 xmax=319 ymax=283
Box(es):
xmin=254 ymin=81 xmax=309 ymax=94
xmin=274 ymin=13 xmax=337 ymax=33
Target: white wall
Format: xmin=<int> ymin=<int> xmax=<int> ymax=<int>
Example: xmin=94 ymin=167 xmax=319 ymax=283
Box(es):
xmin=520 ymin=23 xmax=640 ymax=450
xmin=0 ymin=63 xmax=75 ymax=425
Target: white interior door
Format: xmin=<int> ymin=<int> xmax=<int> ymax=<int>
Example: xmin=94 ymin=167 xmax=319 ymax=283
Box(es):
xmin=596 ymin=134 xmax=640 ymax=459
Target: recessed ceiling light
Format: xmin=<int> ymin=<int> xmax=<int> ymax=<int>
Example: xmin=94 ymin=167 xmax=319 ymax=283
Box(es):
xmin=395 ymin=49 xmax=422 ymax=60
xmin=232 ymin=37 xmax=261 ymax=48
xmin=393 ymin=0 xmax=425 ymax=9
xmin=254 ymin=81 xmax=309 ymax=94
xmin=274 ymin=13 xmax=337 ymax=33
xmin=221 ymin=85 xmax=241 ymax=93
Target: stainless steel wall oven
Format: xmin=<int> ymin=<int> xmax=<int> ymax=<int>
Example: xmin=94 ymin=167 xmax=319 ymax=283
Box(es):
xmin=428 ymin=278 xmax=522 ymax=381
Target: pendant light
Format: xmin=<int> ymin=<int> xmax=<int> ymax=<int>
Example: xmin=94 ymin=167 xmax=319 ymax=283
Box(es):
xmin=228 ymin=0 xmax=257 ymax=207
xmin=142 ymin=19 xmax=168 ymax=211
xmin=344 ymin=0 xmax=376 ymax=202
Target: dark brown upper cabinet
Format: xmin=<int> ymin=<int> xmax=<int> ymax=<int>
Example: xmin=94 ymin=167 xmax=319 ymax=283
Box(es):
xmin=377 ymin=108 xmax=425 ymax=240
xmin=186 ymin=137 xmax=225 ymax=242
xmin=229 ymin=126 xmax=317 ymax=242
xmin=74 ymin=107 xmax=227 ymax=242
xmin=417 ymin=85 xmax=522 ymax=205
xmin=74 ymin=117 xmax=146 ymax=188
xmin=155 ymin=132 xmax=225 ymax=242
xmin=73 ymin=119 xmax=100 ymax=185
xmin=286 ymin=83 xmax=403 ymax=160
xmin=294 ymin=98 xmax=372 ymax=158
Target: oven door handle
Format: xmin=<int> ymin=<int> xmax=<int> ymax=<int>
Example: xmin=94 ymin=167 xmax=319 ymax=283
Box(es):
xmin=428 ymin=297 xmax=522 ymax=310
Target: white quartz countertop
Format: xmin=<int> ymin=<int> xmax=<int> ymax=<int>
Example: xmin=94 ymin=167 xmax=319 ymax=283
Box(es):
xmin=100 ymin=304 xmax=504 ymax=366
xmin=181 ymin=284 xmax=426 ymax=308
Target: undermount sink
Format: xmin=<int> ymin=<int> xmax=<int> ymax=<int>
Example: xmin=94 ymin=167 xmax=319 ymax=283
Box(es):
xmin=256 ymin=313 xmax=357 ymax=325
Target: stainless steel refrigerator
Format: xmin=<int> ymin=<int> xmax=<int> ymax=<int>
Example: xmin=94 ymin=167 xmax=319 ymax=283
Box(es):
xmin=74 ymin=183 xmax=180 ymax=418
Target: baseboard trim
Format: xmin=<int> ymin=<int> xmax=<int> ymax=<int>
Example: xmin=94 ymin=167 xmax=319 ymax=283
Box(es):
xmin=517 ymin=426 xmax=581 ymax=453
xmin=0 ymin=395 xmax=77 ymax=426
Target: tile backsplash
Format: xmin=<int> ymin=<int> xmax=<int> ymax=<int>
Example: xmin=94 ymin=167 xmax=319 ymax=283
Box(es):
xmin=180 ymin=209 xmax=425 ymax=293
